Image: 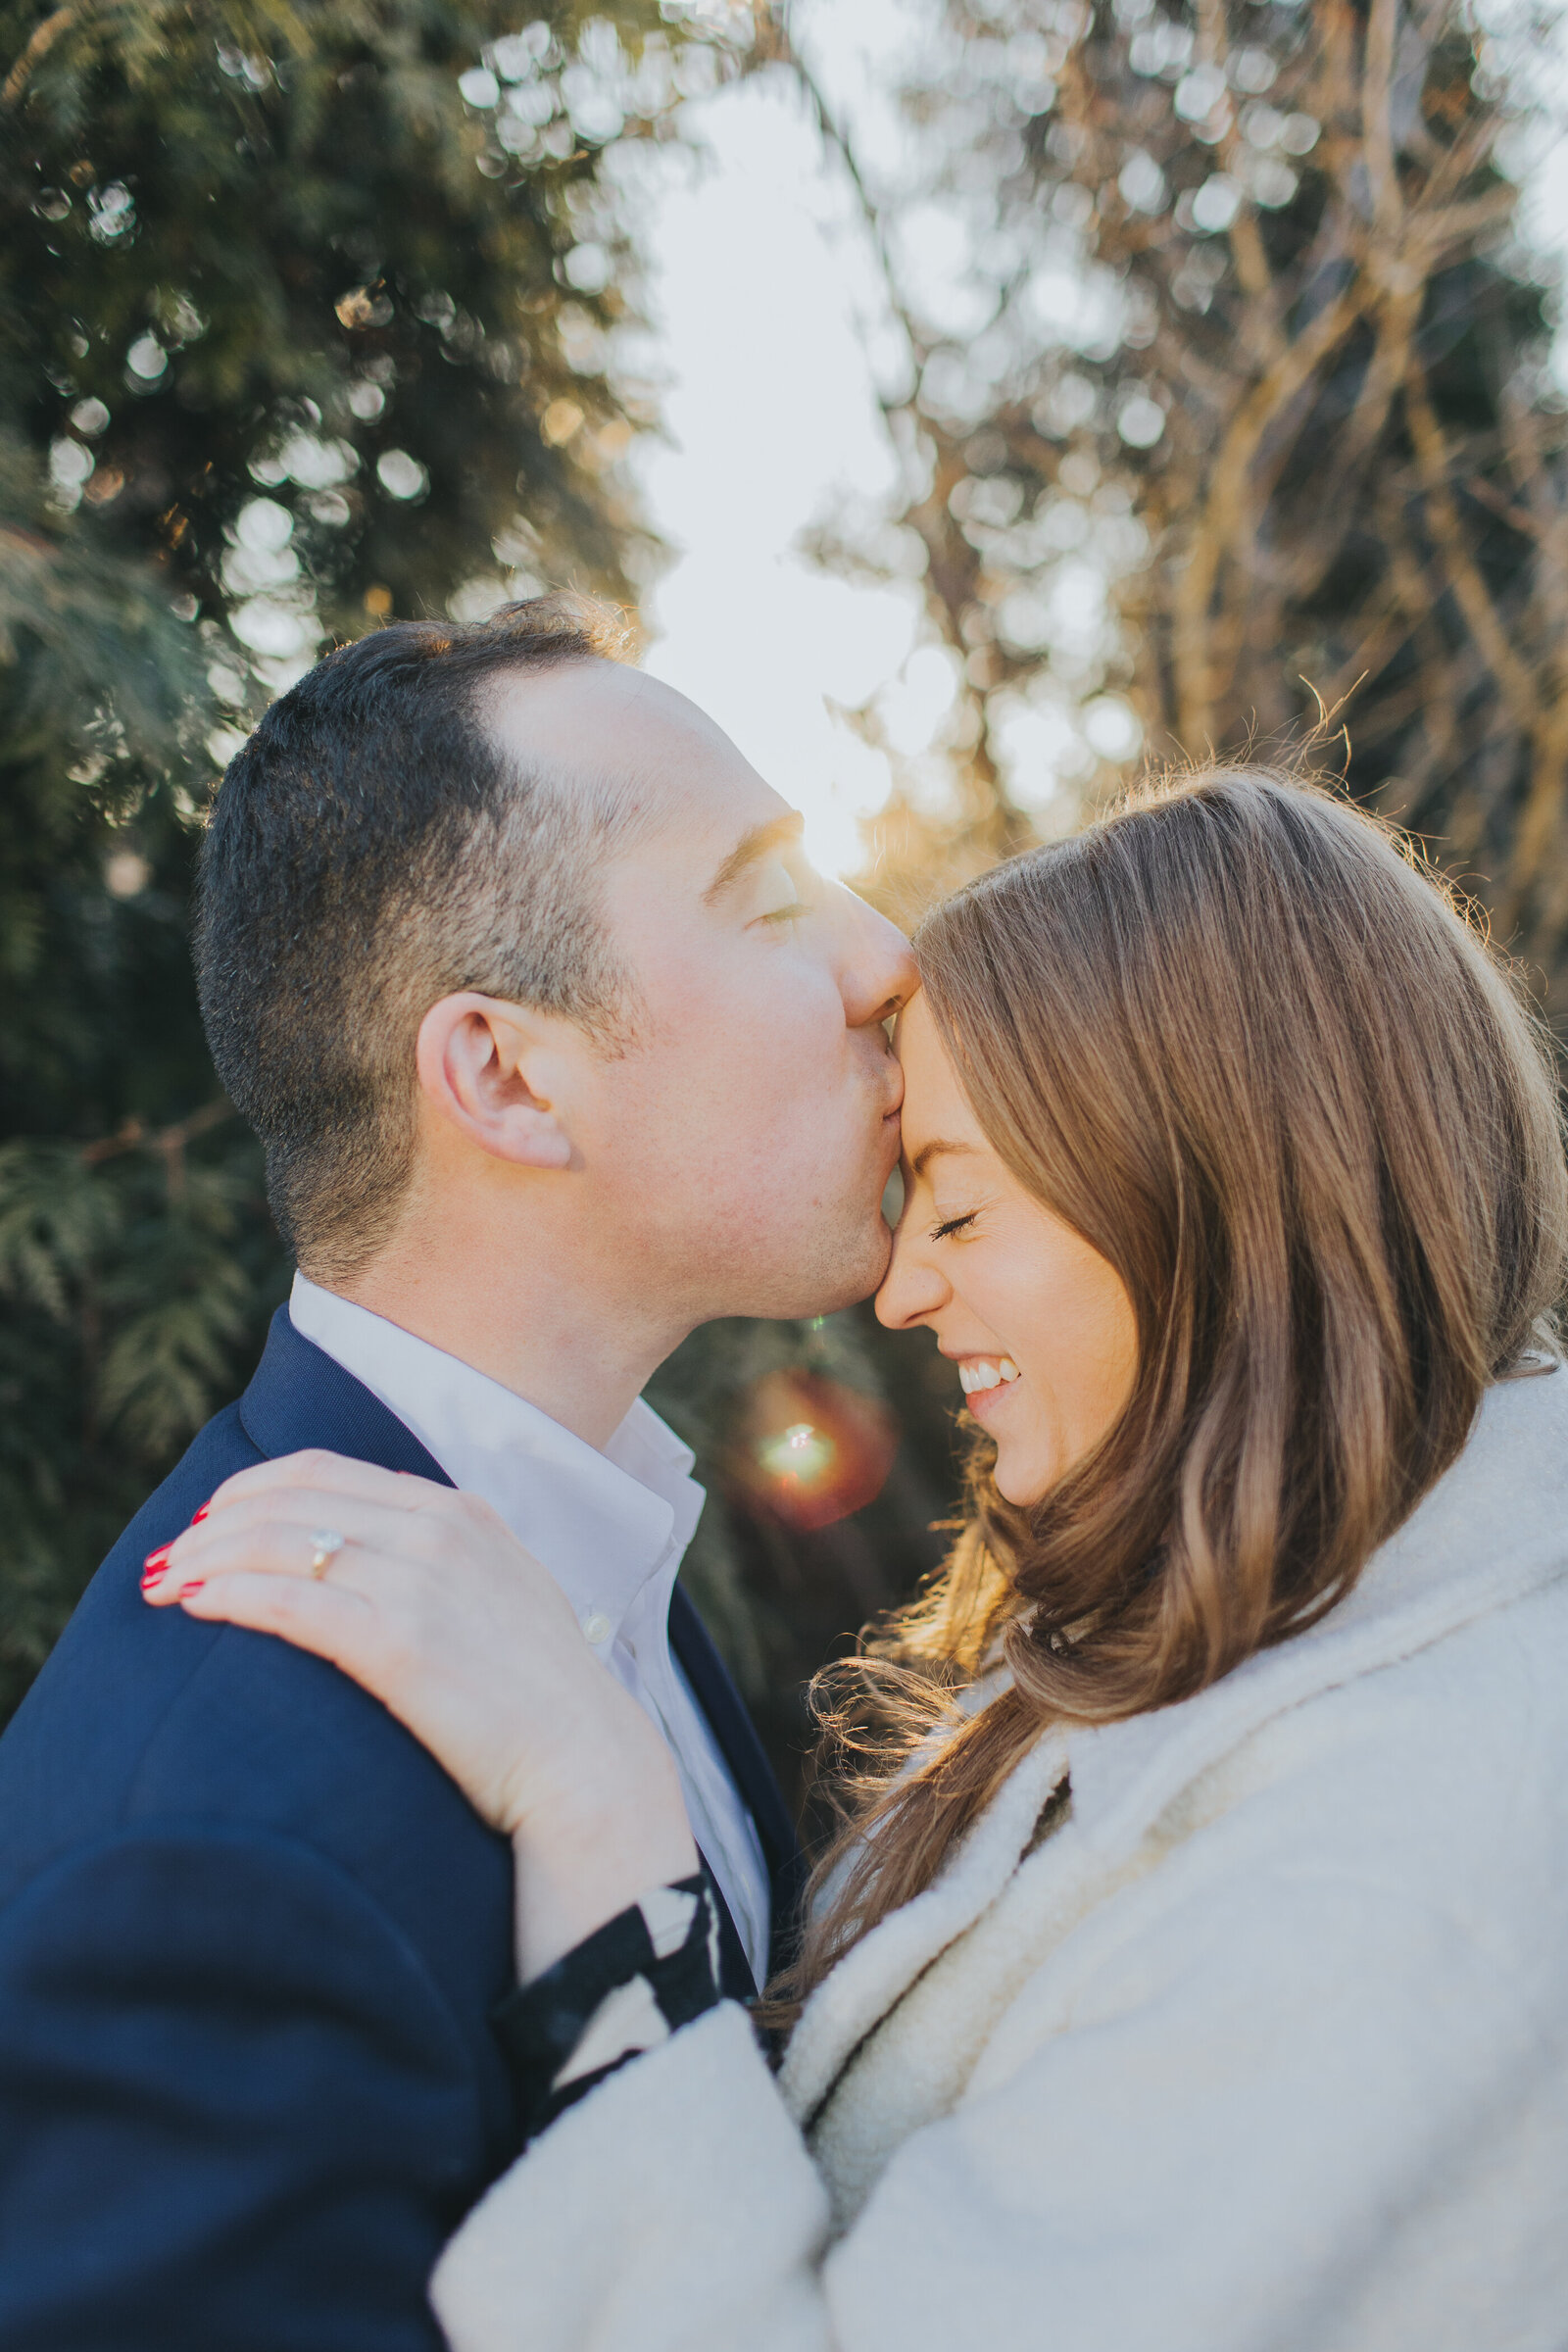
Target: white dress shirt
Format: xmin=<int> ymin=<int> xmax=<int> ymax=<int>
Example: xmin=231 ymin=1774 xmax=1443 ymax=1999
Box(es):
xmin=288 ymin=1274 xmax=771 ymax=1985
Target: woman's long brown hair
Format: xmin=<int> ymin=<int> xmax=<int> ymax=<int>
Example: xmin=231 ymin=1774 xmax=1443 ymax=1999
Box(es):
xmin=769 ymin=767 xmax=1568 ymax=2024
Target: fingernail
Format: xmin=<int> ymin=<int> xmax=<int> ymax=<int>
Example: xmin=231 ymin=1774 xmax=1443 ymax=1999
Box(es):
xmin=142 ymin=1544 xmax=172 ymax=1574
xmin=177 ymin=1580 xmax=206 ymax=1600
xmin=140 ymin=1565 xmax=168 ymax=1592
xmin=191 ymin=1503 xmax=211 ymax=1525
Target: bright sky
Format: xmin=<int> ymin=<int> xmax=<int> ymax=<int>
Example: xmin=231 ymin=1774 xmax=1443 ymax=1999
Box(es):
xmin=625 ymin=2 xmax=1568 ymax=882
xmin=626 ymin=22 xmax=933 ymax=877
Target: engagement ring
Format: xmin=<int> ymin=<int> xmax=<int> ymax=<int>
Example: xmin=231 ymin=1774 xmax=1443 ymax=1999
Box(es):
xmin=308 ymin=1528 xmax=346 ymax=1579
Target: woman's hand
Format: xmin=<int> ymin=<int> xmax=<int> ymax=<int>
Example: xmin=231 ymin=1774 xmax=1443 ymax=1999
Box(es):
xmin=141 ymin=1451 xmax=698 ymax=1978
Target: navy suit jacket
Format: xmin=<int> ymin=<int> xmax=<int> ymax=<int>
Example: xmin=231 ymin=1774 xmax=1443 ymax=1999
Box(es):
xmin=0 ymin=1309 xmax=802 ymax=2351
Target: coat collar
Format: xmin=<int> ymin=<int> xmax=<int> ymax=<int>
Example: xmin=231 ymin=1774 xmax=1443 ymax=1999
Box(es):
xmin=779 ymin=1728 xmax=1069 ymax=2129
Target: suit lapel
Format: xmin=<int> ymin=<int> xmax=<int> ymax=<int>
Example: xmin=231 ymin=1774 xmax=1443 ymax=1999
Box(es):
xmin=241 ymin=1307 xmax=803 ymax=1989
xmin=668 ymin=1583 xmax=806 ymax=1982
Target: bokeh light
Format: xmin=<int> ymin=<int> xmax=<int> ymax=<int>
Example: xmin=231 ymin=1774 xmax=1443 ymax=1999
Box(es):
xmin=728 ymin=1370 xmax=900 ymax=1535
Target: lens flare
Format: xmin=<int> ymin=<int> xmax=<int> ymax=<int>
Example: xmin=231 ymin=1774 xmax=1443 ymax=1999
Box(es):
xmin=757 ymin=1422 xmax=836 ymax=1483
xmin=730 ymin=1371 xmax=899 ymax=1534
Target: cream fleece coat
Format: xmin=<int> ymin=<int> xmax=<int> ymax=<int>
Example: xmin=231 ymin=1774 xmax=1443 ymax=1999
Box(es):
xmin=432 ymin=1369 xmax=1568 ymax=2352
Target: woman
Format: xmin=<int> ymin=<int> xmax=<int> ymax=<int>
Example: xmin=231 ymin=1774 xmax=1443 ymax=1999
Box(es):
xmin=147 ymin=769 xmax=1568 ymax=2351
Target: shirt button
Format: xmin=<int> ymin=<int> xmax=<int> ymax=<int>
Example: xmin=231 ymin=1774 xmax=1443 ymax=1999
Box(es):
xmin=582 ymin=1612 xmax=612 ymax=1646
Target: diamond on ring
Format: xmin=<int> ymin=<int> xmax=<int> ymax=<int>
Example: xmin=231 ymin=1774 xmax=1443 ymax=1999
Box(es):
xmin=308 ymin=1528 xmax=346 ymax=1579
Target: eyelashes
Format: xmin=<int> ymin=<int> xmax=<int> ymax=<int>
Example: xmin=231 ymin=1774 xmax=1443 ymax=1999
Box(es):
xmin=929 ymin=1211 xmax=977 ymax=1243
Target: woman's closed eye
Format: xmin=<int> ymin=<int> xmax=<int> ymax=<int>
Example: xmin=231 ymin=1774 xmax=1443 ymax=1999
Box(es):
xmin=929 ymin=1210 xmax=978 ymax=1243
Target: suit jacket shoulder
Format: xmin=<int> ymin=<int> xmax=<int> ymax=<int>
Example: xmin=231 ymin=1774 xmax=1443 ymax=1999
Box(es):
xmin=0 ymin=1373 xmax=514 ymax=2061
xmin=0 ymin=1317 xmax=516 ymax=2350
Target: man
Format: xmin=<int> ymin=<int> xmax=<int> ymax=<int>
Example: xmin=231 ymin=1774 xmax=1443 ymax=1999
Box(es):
xmin=0 ymin=597 xmax=913 ymax=2348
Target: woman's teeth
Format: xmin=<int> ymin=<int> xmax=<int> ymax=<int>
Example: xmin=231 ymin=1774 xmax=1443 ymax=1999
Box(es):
xmin=958 ymin=1357 xmax=1021 ymax=1396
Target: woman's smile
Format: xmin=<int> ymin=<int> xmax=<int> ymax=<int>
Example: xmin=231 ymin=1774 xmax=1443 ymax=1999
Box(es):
xmin=951 ymin=1353 xmax=1022 ymax=1410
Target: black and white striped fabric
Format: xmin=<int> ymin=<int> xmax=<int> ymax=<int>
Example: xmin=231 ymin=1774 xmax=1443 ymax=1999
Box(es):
xmin=491 ymin=1873 xmax=726 ymax=2144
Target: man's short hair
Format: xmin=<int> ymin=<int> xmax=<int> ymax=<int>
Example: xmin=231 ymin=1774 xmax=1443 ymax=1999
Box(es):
xmin=196 ymin=594 xmax=639 ymax=1280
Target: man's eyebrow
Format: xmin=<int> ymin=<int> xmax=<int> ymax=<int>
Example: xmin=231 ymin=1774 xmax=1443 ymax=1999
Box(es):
xmin=909 ymin=1139 xmax=981 ymax=1181
xmin=702 ymin=810 xmax=807 ymax=906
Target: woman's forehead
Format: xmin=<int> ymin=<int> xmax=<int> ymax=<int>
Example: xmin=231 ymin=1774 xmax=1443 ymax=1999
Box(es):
xmin=896 ymin=1001 xmax=990 ymax=1164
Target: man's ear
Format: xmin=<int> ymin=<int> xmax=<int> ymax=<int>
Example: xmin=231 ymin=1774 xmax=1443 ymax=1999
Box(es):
xmin=415 ymin=993 xmax=576 ymax=1169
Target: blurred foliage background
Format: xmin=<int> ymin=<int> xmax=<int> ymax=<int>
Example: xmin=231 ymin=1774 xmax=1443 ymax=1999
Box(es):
xmin=3 ymin=0 xmax=1565 ymax=1807
xmin=810 ymin=0 xmax=1568 ymax=993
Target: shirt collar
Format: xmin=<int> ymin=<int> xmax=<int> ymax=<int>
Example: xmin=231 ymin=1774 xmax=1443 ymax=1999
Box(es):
xmin=288 ymin=1274 xmax=705 ymax=1648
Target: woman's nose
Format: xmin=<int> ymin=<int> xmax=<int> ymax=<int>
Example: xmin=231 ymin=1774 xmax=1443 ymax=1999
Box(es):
xmin=875 ymin=1214 xmax=948 ymax=1331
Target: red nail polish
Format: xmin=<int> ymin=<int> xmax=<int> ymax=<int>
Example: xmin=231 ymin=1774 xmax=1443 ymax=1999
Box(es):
xmin=142 ymin=1544 xmax=172 ymax=1573
xmin=140 ymin=1565 xmax=168 ymax=1592
xmin=177 ymin=1580 xmax=206 ymax=1599
xmin=191 ymin=1504 xmax=211 ymax=1525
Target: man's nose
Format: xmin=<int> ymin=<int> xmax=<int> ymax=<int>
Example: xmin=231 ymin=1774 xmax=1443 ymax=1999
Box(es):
xmin=836 ymin=889 xmax=918 ymax=1028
